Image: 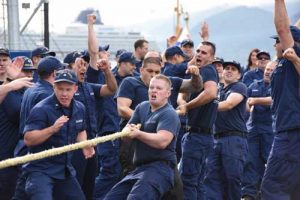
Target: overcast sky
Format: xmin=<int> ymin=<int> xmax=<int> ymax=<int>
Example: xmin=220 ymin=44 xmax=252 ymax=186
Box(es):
xmin=17 ymin=0 xmax=296 ymax=33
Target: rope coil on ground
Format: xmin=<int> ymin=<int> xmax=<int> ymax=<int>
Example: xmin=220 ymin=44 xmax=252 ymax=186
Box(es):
xmin=0 ymin=125 xmax=140 ymax=170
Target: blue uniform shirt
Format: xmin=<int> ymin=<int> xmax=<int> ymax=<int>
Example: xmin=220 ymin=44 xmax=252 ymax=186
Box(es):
xmin=242 ymin=68 xmax=264 ymax=87
xmin=215 ymin=82 xmax=248 ymax=133
xmin=163 ymin=61 xmax=189 ymax=79
xmin=116 ymin=76 xmax=149 ymax=128
xmin=23 ymin=94 xmax=86 ymax=179
xmin=116 ymin=76 xmax=183 ymax=128
xmin=0 ymin=89 xmax=25 ymax=160
xmin=247 ymin=79 xmax=273 ymax=133
xmin=168 ymin=77 xmax=183 ymax=108
xmin=188 ymin=64 xmax=219 ymax=129
xmin=86 ymin=66 xmax=139 ymax=135
xmin=129 ymin=101 xmax=180 ymax=167
xmin=74 ymin=82 xmax=102 ymax=138
xmin=134 ymin=60 xmax=143 ymax=73
xmin=19 ymin=79 xmax=53 ymax=136
xmin=271 ymin=45 xmax=300 ymax=132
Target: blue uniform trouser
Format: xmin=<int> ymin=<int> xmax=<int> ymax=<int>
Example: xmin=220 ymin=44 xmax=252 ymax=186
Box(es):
xmin=242 ymin=131 xmax=274 ymax=198
xmin=94 ymin=139 xmax=122 ymax=200
xmin=72 ymin=149 xmax=98 ymax=200
xmin=261 ymin=130 xmax=300 ymax=200
xmin=12 ymin=170 xmax=29 ymax=200
xmin=176 ymin=124 xmax=187 ymax=163
xmin=104 ymin=161 xmax=174 ymax=200
xmin=179 ymin=132 xmax=213 ymax=200
xmin=25 ymin=171 xmax=85 ymax=200
xmin=204 ymin=136 xmax=248 ymax=200
xmin=0 ymin=167 xmax=18 ymax=200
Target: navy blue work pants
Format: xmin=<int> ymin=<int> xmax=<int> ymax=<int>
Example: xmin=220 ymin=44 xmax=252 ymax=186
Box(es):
xmin=242 ymin=131 xmax=274 ymax=198
xmin=179 ymin=132 xmax=214 ymax=200
xmin=103 ymin=161 xmax=174 ymax=200
xmin=261 ymin=130 xmax=300 ymax=200
xmin=204 ymin=136 xmax=248 ymax=200
xmin=94 ymin=139 xmax=122 ymax=200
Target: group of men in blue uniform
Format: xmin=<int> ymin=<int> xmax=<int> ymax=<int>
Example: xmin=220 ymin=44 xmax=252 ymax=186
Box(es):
xmin=1 ymin=0 xmax=300 ymax=199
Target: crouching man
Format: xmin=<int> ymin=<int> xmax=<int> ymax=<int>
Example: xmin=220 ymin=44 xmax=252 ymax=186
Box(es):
xmin=104 ymin=74 xmax=180 ymax=199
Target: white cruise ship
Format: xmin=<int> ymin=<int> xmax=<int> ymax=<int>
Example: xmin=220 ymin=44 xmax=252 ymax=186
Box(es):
xmin=0 ymin=8 xmax=160 ymax=59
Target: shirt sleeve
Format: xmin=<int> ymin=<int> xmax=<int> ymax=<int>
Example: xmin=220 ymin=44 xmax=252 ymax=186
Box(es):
xmin=231 ymin=82 xmax=248 ymax=98
xmin=242 ymin=71 xmax=253 ymax=87
xmin=23 ymin=106 xmax=48 ymax=135
xmin=201 ymin=65 xmax=218 ymax=83
xmin=128 ymin=103 xmax=141 ymax=125
xmin=115 ymin=77 xmax=135 ymax=100
xmin=156 ymin=109 xmax=180 ymax=136
xmin=170 ymin=77 xmax=183 ymax=93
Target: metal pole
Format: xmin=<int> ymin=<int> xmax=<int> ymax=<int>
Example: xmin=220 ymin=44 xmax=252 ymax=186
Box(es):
xmin=44 ymin=0 xmax=49 ymax=48
xmin=7 ymin=0 xmax=20 ymax=50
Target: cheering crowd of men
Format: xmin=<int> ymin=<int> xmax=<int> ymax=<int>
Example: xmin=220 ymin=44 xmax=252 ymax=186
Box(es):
xmin=1 ymin=0 xmax=300 ymax=199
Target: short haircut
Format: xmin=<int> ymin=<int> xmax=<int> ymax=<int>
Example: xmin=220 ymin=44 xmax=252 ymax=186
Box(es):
xmin=134 ymin=39 xmax=149 ymax=50
xmin=151 ymin=74 xmax=172 ymax=90
xmin=142 ymin=57 xmax=162 ymax=68
xmin=202 ymin=41 xmax=216 ymax=56
xmin=38 ymin=71 xmax=53 ymax=79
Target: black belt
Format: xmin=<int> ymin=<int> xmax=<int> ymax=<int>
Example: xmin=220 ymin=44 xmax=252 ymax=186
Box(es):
xmin=189 ymin=126 xmax=212 ymax=134
xmin=214 ymin=131 xmax=245 ymax=139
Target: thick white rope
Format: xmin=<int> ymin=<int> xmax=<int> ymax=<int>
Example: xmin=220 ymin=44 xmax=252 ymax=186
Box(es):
xmin=0 ymin=126 xmax=138 ymax=169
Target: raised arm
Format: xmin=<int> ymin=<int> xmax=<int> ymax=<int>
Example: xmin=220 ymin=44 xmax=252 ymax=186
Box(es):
xmin=87 ymin=14 xmax=99 ymax=70
xmin=97 ymin=59 xmax=118 ymax=96
xmin=274 ymin=0 xmax=294 ymax=50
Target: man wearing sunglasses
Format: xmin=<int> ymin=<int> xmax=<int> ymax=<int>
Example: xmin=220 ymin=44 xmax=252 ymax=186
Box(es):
xmin=242 ymin=51 xmax=271 ymax=87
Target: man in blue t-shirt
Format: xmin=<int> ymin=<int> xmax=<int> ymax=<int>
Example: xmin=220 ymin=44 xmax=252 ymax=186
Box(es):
xmin=116 ymin=55 xmax=201 ymax=174
xmin=241 ymin=61 xmax=276 ymax=200
xmin=13 ymin=56 xmax=63 ymax=200
xmin=204 ymin=61 xmax=248 ymax=200
xmin=261 ymin=0 xmax=300 ymax=198
xmin=104 ymin=74 xmax=180 ymax=200
xmin=176 ymin=41 xmax=218 ymax=200
xmin=23 ymin=69 xmax=95 ymax=200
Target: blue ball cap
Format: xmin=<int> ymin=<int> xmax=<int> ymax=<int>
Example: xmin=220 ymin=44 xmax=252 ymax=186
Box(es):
xmin=98 ymin=44 xmax=110 ymax=52
xmin=38 ymin=56 xmax=64 ymax=74
xmin=31 ymin=46 xmax=56 ymax=57
xmin=54 ymin=69 xmax=77 ymax=84
xmin=212 ymin=57 xmax=224 ymax=64
xmin=181 ymin=39 xmax=194 ymax=47
xmin=223 ymin=60 xmax=242 ymax=72
xmin=0 ymin=47 xmax=10 ymax=58
xmin=116 ymin=49 xmax=127 ymax=58
xmin=165 ymin=46 xmax=189 ymax=59
xmin=256 ymin=51 xmax=271 ymax=59
xmin=118 ymin=52 xmax=135 ymax=64
xmin=12 ymin=56 xmax=35 ymax=70
xmin=63 ymin=51 xmax=89 ymax=64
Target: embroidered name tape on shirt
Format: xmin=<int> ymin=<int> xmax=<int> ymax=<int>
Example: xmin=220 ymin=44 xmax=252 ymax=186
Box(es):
xmin=76 ymin=119 xmax=83 ymax=123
